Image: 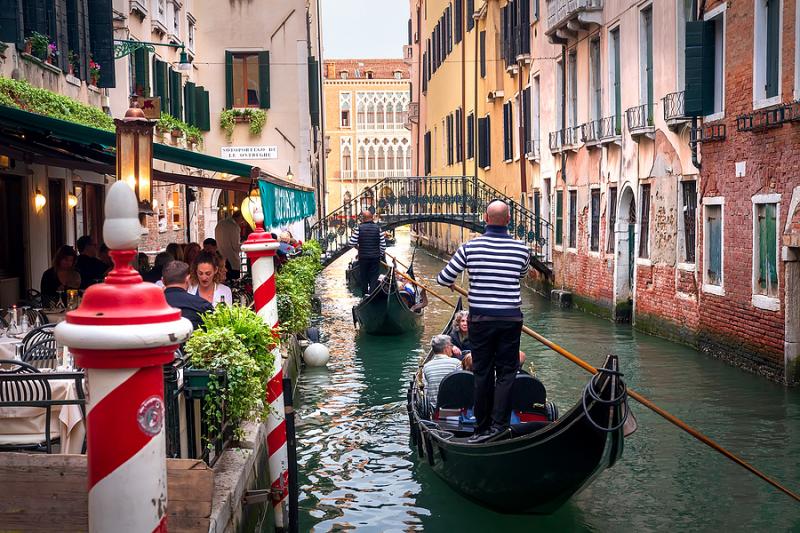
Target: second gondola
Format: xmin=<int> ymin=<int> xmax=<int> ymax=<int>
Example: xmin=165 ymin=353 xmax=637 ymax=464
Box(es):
xmin=352 ymin=264 xmax=423 ymax=335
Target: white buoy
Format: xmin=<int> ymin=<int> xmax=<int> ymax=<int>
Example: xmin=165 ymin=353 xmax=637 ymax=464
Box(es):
xmin=304 ymin=343 xmax=330 ymax=367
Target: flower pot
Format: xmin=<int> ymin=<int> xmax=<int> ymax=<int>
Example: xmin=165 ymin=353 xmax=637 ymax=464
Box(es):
xmin=184 ymin=367 xmax=227 ymax=400
xmin=170 ymin=128 xmax=183 ymax=138
xmin=24 ymin=40 xmax=32 ymax=55
xmin=90 ymin=75 xmax=98 ymax=86
xmin=67 ymin=64 xmax=74 ymax=76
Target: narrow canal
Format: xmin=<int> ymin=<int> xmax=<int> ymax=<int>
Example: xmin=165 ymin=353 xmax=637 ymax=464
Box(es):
xmin=295 ymin=230 xmax=800 ymax=532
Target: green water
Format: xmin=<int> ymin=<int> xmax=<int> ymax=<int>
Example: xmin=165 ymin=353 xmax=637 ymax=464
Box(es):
xmin=296 ymin=233 xmax=800 ymax=532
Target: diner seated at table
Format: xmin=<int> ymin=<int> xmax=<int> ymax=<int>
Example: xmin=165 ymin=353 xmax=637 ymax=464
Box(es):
xmin=40 ymin=245 xmax=81 ymax=307
xmin=188 ymin=252 xmax=232 ymax=306
xmin=143 ymin=251 xmax=172 ymax=284
xmin=162 ymin=260 xmax=214 ymax=329
xmin=75 ymin=235 xmax=109 ymax=289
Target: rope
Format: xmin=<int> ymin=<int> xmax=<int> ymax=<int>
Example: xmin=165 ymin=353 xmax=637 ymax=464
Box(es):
xmin=385 ymin=253 xmax=800 ymax=504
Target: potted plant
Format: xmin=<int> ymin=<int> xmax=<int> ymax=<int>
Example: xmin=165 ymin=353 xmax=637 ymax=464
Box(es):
xmin=88 ymin=58 xmax=101 ymax=85
xmin=29 ymin=32 xmax=49 ymax=61
xmin=46 ymin=42 xmax=57 ymax=64
xmin=67 ymin=50 xmax=79 ymax=76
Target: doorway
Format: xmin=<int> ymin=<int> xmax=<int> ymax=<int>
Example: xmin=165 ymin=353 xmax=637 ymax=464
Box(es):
xmin=614 ymin=185 xmax=636 ymax=322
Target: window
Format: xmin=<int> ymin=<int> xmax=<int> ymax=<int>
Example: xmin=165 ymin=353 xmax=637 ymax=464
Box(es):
xmin=680 ymin=181 xmax=697 ymax=263
xmin=704 ymin=200 xmax=723 ymax=289
xmin=455 ymin=0 xmax=463 ymax=43
xmin=704 ymin=6 xmax=726 ymax=117
xmin=568 ymin=51 xmax=578 ymax=127
xmin=754 ymin=0 xmax=781 ymax=106
xmin=226 ymin=51 xmax=269 ymax=109
xmin=568 ymin=190 xmax=578 ymax=249
xmin=555 ymin=190 xmax=564 ymax=246
xmin=503 ymin=101 xmax=514 ymax=162
xmin=366 ymin=70 xmax=374 ymax=79
xmin=340 ymin=92 xmax=351 ymax=127
xmin=455 ymin=108 xmax=463 ymax=163
xmin=340 ymin=71 xmax=349 ymax=80
xmin=610 ymin=27 xmax=621 ymax=132
xmin=753 ymin=197 xmax=780 ymax=301
xmin=589 ymin=36 xmax=602 ymax=122
xmin=132 ymin=46 xmax=151 ymax=96
xmin=638 ymin=184 xmax=651 ymax=259
xmin=532 ymin=76 xmax=540 ymax=152
xmin=424 ymin=131 xmax=432 ymax=175
xmin=466 ymin=0 xmax=475 ymax=31
xmin=341 ymin=142 xmax=352 ymax=174
xmin=466 ymin=112 xmax=475 ymax=159
xmin=172 ymin=2 xmax=180 ymax=35
xmin=556 ymin=60 xmax=564 ymax=130
xmin=590 ymin=189 xmax=601 ymax=252
xmin=187 ymin=15 xmax=195 ymax=50
xmin=677 ymin=0 xmax=692 ymax=90
xmin=479 ymin=31 xmax=486 ymax=78
xmin=607 ymin=186 xmax=617 ymax=253
xmin=640 ymin=6 xmax=654 ymax=120
xmin=523 ymin=85 xmax=532 ymax=156
xmin=394 ymin=70 xmax=402 ymax=79
xmin=447 ymin=114 xmax=454 ymax=166
xmin=533 ymin=190 xmax=542 ymax=240
xmin=478 ymin=114 xmax=491 ymax=169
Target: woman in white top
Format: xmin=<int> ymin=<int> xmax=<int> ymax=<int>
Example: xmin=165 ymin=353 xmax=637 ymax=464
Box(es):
xmin=188 ymin=251 xmax=232 ymax=305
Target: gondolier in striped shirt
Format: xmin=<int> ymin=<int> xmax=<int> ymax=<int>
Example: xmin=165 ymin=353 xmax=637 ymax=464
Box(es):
xmin=349 ymin=210 xmax=386 ymax=294
xmin=437 ymin=200 xmax=531 ymax=443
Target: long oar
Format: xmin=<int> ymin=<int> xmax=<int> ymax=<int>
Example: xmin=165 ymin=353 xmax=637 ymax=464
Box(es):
xmin=385 ymin=253 xmax=800 ymax=503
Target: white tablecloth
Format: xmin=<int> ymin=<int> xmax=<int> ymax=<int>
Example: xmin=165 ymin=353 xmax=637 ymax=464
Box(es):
xmin=0 ymin=377 xmax=85 ymax=454
xmin=0 ymin=336 xmax=22 ymax=359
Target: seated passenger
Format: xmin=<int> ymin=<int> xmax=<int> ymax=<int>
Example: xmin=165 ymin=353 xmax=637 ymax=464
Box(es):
xmin=462 ymin=351 xmax=526 ymax=372
xmin=399 ymin=281 xmax=416 ymax=307
xmin=449 ymin=310 xmax=471 ymax=359
xmin=422 ymin=335 xmax=462 ymax=410
xmin=410 ymin=288 xmax=428 ymax=313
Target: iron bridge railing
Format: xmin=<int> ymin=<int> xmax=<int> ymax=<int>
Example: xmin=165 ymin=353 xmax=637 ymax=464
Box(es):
xmin=311 ymin=176 xmax=554 ymax=273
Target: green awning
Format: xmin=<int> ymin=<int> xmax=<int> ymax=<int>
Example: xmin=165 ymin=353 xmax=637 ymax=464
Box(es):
xmin=258 ymin=180 xmax=316 ymax=228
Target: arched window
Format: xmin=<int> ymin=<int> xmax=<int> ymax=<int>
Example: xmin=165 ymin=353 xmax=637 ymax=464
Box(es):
xmin=405 ymin=147 xmax=412 ymax=173
xmin=368 ymin=146 xmax=376 ymax=172
xmin=396 ymin=146 xmax=404 ymax=173
xmin=358 ymin=146 xmax=366 ymax=172
xmin=341 ymin=145 xmax=352 ymax=172
xmin=386 ymin=103 xmax=394 ymax=128
xmin=357 ymin=101 xmax=366 ymax=128
xmin=376 ymin=102 xmax=384 ymax=129
xmin=377 ymin=146 xmax=386 ymax=171
xmin=387 ymin=146 xmax=395 ymax=172
xmin=367 ymin=104 xmax=375 ymax=128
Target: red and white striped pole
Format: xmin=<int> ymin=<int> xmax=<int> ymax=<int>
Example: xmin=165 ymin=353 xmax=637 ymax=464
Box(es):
xmin=56 ymin=182 xmax=193 ymax=533
xmin=241 ymin=194 xmax=289 ymax=530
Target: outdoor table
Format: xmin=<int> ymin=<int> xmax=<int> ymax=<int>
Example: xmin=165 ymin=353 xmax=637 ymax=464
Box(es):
xmin=0 ymin=373 xmax=86 ymax=454
xmin=0 ymin=335 xmax=23 ymax=359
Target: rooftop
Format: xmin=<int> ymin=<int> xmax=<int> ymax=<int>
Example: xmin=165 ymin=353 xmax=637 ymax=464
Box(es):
xmin=323 ymin=59 xmax=409 ymax=81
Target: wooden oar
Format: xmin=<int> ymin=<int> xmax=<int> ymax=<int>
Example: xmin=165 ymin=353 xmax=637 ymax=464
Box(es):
xmin=385 ymin=252 xmax=800 ymax=503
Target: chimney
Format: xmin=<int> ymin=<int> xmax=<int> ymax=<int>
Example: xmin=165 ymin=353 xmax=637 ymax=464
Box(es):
xmin=326 ymin=61 xmax=335 ymax=79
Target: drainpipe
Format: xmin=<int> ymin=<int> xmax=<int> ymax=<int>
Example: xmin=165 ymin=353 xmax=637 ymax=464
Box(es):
xmin=316 ymin=0 xmax=327 ymax=219
xmin=518 ymin=57 xmax=527 ymax=198
xmin=691 ymin=0 xmax=702 ymax=170
xmin=473 ymin=8 xmax=479 ymax=181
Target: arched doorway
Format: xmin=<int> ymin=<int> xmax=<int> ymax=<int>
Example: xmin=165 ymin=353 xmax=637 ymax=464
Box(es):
xmin=614 ymin=185 xmax=637 ymax=323
xmin=785 ymin=191 xmax=800 ymax=384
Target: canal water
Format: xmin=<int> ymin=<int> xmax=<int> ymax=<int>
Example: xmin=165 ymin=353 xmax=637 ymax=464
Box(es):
xmin=295 ymin=230 xmax=800 ymax=532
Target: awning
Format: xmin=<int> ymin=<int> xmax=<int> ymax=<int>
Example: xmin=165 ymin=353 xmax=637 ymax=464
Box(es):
xmin=0 ymin=104 xmax=312 ymax=193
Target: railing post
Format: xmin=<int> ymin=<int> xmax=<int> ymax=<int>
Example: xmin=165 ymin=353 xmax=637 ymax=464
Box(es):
xmin=55 ymin=182 xmax=193 ymax=533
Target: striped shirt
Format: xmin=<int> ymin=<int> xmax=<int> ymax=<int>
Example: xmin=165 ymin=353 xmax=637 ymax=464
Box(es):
xmin=422 ymin=354 xmax=462 ymax=408
xmin=437 ymin=224 xmax=531 ymax=317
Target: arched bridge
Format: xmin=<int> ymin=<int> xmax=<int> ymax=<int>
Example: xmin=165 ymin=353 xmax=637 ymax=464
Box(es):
xmin=311 ymin=176 xmax=554 ymax=278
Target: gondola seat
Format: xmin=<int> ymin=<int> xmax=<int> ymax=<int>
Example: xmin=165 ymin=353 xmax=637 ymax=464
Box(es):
xmin=510 ymin=373 xmax=554 ymax=423
xmin=434 ymin=370 xmax=474 ymax=421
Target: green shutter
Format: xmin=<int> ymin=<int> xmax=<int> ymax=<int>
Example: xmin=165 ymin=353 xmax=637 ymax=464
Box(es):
xmin=87 ymin=0 xmax=115 ymax=87
xmin=759 ymin=204 xmax=778 ymax=290
xmin=708 ymin=212 xmax=721 ymax=284
xmin=170 ymin=69 xmax=182 ymax=119
xmin=308 ymin=56 xmax=320 ymax=127
xmin=195 ymin=86 xmax=210 ymax=131
xmin=133 ymin=46 xmax=150 ymax=96
xmin=556 ymin=190 xmax=563 ymax=245
xmin=184 ymin=81 xmax=195 ymax=124
xmin=154 ymin=59 xmax=169 ymax=112
xmin=224 ymin=50 xmax=233 ymax=109
xmin=0 ymin=0 xmax=24 ymax=47
xmin=685 ymin=20 xmax=715 ymax=116
xmin=766 ymin=0 xmax=780 ymax=98
xmin=258 ymin=51 xmax=270 ymax=109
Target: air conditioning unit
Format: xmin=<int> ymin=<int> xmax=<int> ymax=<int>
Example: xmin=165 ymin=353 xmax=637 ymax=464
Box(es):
xmin=487 ymin=90 xmax=504 ymax=101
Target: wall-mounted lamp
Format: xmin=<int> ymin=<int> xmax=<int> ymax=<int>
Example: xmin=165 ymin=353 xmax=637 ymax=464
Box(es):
xmin=167 ymin=198 xmax=175 ymax=210
xmin=67 ymin=193 xmax=78 ymax=209
xmin=34 ymin=189 xmax=46 ymax=211
xmin=286 ymin=166 xmax=294 ymax=181
xmin=116 ymin=101 xmax=154 ymax=214
xmin=152 ymin=198 xmax=159 ymax=210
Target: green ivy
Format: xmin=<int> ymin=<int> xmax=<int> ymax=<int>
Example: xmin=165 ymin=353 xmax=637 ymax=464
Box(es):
xmin=0 ymin=77 xmax=114 ymax=130
xmin=275 ymin=240 xmax=322 ymax=335
xmin=156 ymin=113 xmax=203 ymax=146
xmin=220 ymin=108 xmax=267 ymax=140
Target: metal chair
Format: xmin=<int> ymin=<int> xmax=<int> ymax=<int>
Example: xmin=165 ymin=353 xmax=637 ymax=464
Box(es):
xmin=21 ymin=337 xmax=59 ymax=370
xmin=0 ymin=359 xmax=54 ymax=453
xmin=20 ymin=289 xmax=43 ymax=308
xmin=21 ymin=323 xmax=56 ymax=355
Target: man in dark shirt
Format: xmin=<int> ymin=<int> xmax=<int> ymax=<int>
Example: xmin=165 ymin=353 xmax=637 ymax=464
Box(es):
xmin=348 ymin=210 xmax=386 ymax=294
xmin=162 ymin=260 xmax=213 ymax=329
xmin=75 ymin=235 xmax=109 ymax=289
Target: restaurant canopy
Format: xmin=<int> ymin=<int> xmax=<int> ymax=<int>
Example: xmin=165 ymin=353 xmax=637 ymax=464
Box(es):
xmin=0 ymin=104 xmax=314 ymax=206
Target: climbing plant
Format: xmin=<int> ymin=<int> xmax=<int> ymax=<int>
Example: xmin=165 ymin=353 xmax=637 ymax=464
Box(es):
xmin=220 ymin=108 xmax=267 ymax=139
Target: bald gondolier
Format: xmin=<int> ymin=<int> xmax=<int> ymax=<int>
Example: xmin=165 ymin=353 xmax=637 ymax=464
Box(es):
xmin=349 ymin=210 xmax=386 ymax=294
xmin=437 ymin=200 xmax=531 ymax=443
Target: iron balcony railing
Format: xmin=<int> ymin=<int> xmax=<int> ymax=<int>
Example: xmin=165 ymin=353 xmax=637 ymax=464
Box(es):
xmin=525 ymin=139 xmax=541 ymax=160
xmin=626 ymin=103 xmax=655 ymax=132
xmin=663 ymin=91 xmax=686 ymax=122
xmin=582 ymin=116 xmax=620 ymax=143
xmin=310 ymin=176 xmax=554 ymax=272
xmin=546 ymin=0 xmax=603 ymax=35
xmin=548 ymin=126 xmax=581 ymax=152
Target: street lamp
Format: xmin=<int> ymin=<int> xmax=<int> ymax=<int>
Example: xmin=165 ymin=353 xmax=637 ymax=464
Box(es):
xmin=115 ymin=101 xmax=155 ymax=215
xmin=286 ymin=166 xmax=294 ymax=181
xmin=175 ymin=49 xmax=192 ymax=72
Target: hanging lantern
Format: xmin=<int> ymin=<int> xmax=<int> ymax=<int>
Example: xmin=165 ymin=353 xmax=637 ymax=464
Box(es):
xmin=115 ymin=101 xmax=155 ymax=215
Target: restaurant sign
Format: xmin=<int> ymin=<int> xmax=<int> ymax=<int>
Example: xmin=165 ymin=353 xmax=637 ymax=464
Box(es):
xmin=134 ymin=96 xmax=162 ymax=119
xmin=220 ymin=146 xmax=278 ymax=160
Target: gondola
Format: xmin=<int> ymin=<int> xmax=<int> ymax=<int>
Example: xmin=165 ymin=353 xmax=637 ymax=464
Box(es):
xmin=407 ymin=300 xmax=629 ymax=514
xmin=345 ymin=259 xmax=387 ymax=296
xmin=352 ymin=263 xmax=423 ymax=336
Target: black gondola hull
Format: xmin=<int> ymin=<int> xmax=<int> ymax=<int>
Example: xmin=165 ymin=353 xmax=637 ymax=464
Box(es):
xmin=345 ymin=259 xmax=387 ymax=296
xmin=353 ymin=267 xmax=422 ymax=335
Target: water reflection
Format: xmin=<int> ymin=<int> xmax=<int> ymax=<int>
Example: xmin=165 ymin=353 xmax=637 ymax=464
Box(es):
xmin=296 ymin=231 xmax=800 ymax=532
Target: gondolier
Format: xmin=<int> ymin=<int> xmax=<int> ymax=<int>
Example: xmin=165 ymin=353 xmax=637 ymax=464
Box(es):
xmin=437 ymin=200 xmax=531 ymax=443
xmin=349 ymin=210 xmax=386 ymax=294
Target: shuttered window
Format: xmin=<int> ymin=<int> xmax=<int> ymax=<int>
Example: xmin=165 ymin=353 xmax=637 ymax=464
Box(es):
xmin=66 ymin=0 xmax=90 ymax=80
xmin=765 ymin=0 xmax=780 ymax=98
xmin=87 ymin=0 xmax=115 ymax=87
xmin=478 ymin=115 xmax=491 ymax=169
xmin=154 ymin=58 xmax=169 ymax=113
xmin=184 ymin=80 xmax=196 ymax=125
xmin=555 ymin=190 xmax=563 ymax=246
xmin=590 ymin=189 xmax=600 ymax=251
xmin=705 ymin=204 xmax=722 ymax=286
xmin=466 ymin=112 xmax=474 ymax=160
xmin=639 ymin=184 xmax=651 ymax=258
xmin=568 ymin=190 xmax=577 ymax=249
xmin=455 ymin=108 xmax=463 ymax=163
xmin=424 ymin=131 xmax=432 ymax=175
xmin=479 ymin=31 xmax=486 ymax=78
xmin=533 ymin=191 xmax=541 ymax=242
xmin=308 ymin=56 xmax=320 ymax=127
xmin=195 ymin=85 xmax=210 ymax=131
xmin=466 ymin=0 xmax=474 ymax=31
xmin=607 ymin=186 xmax=617 ymax=253
xmin=132 ymin=46 xmax=150 ymax=96
xmin=0 ymin=0 xmax=23 ymax=45
xmin=503 ymin=101 xmax=513 ymax=162
xmin=446 ymin=114 xmax=454 ymax=166
xmin=225 ymin=51 xmax=269 ymax=109
xmin=169 ymin=68 xmax=182 ymax=119
xmin=681 ymin=181 xmax=697 ymax=263
xmin=756 ymin=203 xmax=778 ymax=295
xmin=454 ymin=0 xmax=462 ymax=44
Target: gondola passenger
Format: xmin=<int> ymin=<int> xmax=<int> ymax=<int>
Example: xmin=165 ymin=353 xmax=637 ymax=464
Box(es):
xmin=449 ymin=310 xmax=471 ymax=359
xmin=422 ymin=335 xmax=461 ymax=411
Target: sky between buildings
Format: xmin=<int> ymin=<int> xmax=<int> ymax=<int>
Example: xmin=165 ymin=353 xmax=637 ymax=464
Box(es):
xmin=321 ymin=0 xmax=406 ymax=59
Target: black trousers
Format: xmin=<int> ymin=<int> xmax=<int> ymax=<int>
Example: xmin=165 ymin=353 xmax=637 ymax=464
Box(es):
xmin=469 ymin=319 xmax=522 ymax=432
xmin=359 ymin=257 xmax=380 ymax=294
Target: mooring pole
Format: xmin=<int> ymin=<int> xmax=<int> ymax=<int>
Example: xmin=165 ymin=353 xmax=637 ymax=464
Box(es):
xmin=283 ymin=376 xmax=299 ymax=533
xmin=56 ymin=182 xmax=193 ymax=532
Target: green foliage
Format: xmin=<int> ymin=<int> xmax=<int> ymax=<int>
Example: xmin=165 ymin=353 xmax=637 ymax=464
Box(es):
xmin=157 ymin=113 xmax=203 ymax=146
xmin=28 ymin=32 xmax=50 ymax=60
xmin=0 ymin=77 xmax=114 ymax=130
xmin=275 ymin=240 xmax=322 ymax=334
xmin=185 ymin=327 xmax=264 ymax=438
xmin=220 ymin=108 xmax=267 ymax=139
xmin=199 ymin=304 xmax=277 ymax=386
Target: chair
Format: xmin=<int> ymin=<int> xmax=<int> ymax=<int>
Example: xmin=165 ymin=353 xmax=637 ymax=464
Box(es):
xmin=510 ymin=373 xmax=552 ymax=423
xmin=0 ymin=359 xmax=54 ymax=453
xmin=21 ymin=338 xmax=59 ymax=370
xmin=21 ymin=324 xmax=56 ymax=355
xmin=435 ymin=370 xmax=475 ymax=414
xmin=20 ymin=288 xmax=43 ymax=308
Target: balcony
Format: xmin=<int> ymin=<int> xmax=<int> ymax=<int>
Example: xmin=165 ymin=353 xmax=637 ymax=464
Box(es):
xmin=408 ymin=102 xmax=419 ymax=124
xmin=546 ymin=0 xmax=603 ymax=42
xmin=525 ymin=139 xmax=541 ymax=161
xmin=582 ymin=116 xmax=622 ymax=146
xmin=662 ymin=91 xmax=690 ymax=131
xmin=403 ymin=45 xmax=413 ymax=65
xmin=690 ymin=124 xmax=726 ymax=144
xmin=339 ymin=170 xmax=354 ymax=181
xmin=626 ymin=103 xmax=655 ymax=140
xmin=548 ymin=126 xmax=582 ymax=153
